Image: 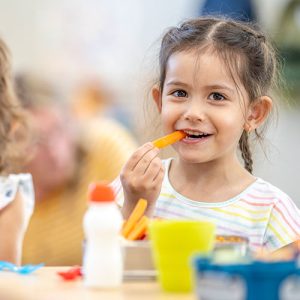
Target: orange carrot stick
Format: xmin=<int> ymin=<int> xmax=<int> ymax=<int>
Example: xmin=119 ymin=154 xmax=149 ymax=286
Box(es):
xmin=127 ymin=216 xmax=149 ymax=241
xmin=122 ymin=198 xmax=148 ymax=238
xmin=152 ymin=131 xmax=186 ymax=149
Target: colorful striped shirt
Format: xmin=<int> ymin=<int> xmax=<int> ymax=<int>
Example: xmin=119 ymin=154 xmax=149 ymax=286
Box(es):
xmin=113 ymin=158 xmax=300 ymax=252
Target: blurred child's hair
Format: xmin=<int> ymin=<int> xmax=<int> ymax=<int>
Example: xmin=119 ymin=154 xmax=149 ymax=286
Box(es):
xmin=156 ymin=17 xmax=281 ymax=173
xmin=14 ymin=72 xmax=62 ymax=109
xmin=0 ymin=38 xmax=27 ymax=174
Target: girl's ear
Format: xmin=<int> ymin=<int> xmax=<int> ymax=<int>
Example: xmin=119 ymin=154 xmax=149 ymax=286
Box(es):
xmin=151 ymin=85 xmax=162 ymax=113
xmin=244 ymin=96 xmax=273 ymax=132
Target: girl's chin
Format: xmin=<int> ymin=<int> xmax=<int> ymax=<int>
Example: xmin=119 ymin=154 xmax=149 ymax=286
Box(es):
xmin=178 ymin=155 xmax=210 ymax=164
xmin=174 ymin=146 xmax=214 ymax=164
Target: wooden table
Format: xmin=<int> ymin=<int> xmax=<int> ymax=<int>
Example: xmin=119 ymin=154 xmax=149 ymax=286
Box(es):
xmin=0 ymin=267 xmax=196 ymax=300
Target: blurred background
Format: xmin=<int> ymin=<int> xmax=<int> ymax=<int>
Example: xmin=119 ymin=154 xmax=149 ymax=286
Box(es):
xmin=0 ymin=0 xmax=299 ymax=204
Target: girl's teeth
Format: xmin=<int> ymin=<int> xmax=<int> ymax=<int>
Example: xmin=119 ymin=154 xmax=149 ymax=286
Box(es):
xmin=183 ymin=130 xmax=210 ymax=139
xmin=184 ymin=130 xmax=207 ymax=137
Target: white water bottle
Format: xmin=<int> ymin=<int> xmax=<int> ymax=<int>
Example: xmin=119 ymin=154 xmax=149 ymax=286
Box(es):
xmin=83 ymin=183 xmax=123 ymax=288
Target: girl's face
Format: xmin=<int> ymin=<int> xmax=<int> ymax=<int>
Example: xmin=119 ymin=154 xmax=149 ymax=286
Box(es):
xmin=157 ymin=50 xmax=251 ymax=164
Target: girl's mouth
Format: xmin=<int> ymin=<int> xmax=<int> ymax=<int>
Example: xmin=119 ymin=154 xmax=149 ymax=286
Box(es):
xmin=183 ymin=130 xmax=212 ymax=141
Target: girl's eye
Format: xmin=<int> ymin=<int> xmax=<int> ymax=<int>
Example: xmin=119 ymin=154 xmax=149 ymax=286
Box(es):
xmin=172 ymin=90 xmax=187 ymax=97
xmin=209 ymin=92 xmax=225 ymax=101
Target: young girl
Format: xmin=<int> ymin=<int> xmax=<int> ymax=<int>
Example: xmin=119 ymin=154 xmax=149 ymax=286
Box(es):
xmin=114 ymin=16 xmax=300 ymax=253
xmin=0 ymin=38 xmax=34 ymax=264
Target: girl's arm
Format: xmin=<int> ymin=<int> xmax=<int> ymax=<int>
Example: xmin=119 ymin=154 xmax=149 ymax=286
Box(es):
xmin=120 ymin=142 xmax=164 ymax=219
xmin=0 ymin=190 xmax=27 ymax=265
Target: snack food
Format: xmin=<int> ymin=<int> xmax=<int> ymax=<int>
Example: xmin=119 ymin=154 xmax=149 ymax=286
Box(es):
xmin=122 ymin=198 xmax=147 ymax=239
xmin=152 ymin=131 xmax=186 ymax=149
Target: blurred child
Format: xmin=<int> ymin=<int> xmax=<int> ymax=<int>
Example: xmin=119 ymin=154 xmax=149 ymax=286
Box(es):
xmin=114 ymin=17 xmax=300 ymax=253
xmin=0 ymin=39 xmax=34 ymax=264
xmin=16 ymin=74 xmax=138 ymax=265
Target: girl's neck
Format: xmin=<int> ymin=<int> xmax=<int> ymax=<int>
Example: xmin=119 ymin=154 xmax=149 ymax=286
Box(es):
xmin=169 ymin=155 xmax=255 ymax=203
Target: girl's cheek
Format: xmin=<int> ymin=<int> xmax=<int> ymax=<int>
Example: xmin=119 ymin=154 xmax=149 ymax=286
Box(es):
xmin=161 ymin=108 xmax=170 ymax=120
xmin=162 ymin=110 xmax=175 ymax=124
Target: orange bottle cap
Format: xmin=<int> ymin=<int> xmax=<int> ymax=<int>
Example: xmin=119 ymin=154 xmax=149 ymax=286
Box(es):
xmin=88 ymin=183 xmax=115 ymax=202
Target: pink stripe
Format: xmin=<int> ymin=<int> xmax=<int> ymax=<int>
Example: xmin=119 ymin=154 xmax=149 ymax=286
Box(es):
xmin=246 ymin=193 xmax=276 ymax=200
xmin=240 ymin=199 xmax=272 ymax=207
xmin=276 ymin=200 xmax=300 ymax=229
xmin=218 ymin=225 xmax=263 ymax=239
xmin=217 ymin=225 xmax=245 ymax=236
xmin=278 ymin=199 xmax=300 ymax=228
xmin=249 ymin=242 xmax=263 ymax=248
xmin=274 ymin=206 xmax=299 ymax=236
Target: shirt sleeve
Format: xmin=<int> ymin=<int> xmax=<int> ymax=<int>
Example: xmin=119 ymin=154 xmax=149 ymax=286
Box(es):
xmin=263 ymin=194 xmax=300 ymax=251
xmin=110 ymin=176 xmax=124 ymax=207
xmin=0 ymin=173 xmax=35 ymax=224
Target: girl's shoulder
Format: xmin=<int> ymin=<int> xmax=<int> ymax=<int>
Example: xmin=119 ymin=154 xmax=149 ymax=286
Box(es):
xmin=251 ymin=177 xmax=295 ymax=206
xmin=253 ymin=177 xmax=290 ymax=200
xmin=257 ymin=178 xmax=300 ymax=251
xmin=0 ymin=173 xmax=34 ymax=211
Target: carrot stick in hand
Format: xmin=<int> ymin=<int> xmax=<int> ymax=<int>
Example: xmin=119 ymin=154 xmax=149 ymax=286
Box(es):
xmin=152 ymin=131 xmax=186 ymax=149
xmin=122 ymin=198 xmax=148 ymax=238
xmin=127 ymin=216 xmax=149 ymax=241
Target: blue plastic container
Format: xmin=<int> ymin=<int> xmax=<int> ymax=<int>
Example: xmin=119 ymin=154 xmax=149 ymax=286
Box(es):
xmin=193 ymin=257 xmax=300 ymax=300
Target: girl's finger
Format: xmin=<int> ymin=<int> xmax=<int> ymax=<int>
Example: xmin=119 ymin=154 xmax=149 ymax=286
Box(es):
xmin=133 ymin=147 xmax=160 ymax=176
xmin=141 ymin=157 xmax=162 ymax=182
xmin=153 ymin=166 xmax=165 ymax=184
xmin=123 ymin=143 xmax=154 ymax=172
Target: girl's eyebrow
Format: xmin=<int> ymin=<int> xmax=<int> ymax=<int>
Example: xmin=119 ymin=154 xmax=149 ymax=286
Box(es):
xmin=165 ymin=80 xmax=190 ymax=88
xmin=166 ymin=80 xmax=235 ymax=93
xmin=204 ymin=84 xmax=235 ymax=93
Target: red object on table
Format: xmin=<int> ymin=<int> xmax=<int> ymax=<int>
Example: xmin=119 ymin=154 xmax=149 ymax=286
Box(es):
xmin=57 ymin=266 xmax=82 ymax=281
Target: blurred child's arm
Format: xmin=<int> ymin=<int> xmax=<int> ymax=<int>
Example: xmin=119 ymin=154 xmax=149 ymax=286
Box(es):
xmin=0 ymin=191 xmax=27 ymax=265
xmin=120 ymin=143 xmax=164 ymax=219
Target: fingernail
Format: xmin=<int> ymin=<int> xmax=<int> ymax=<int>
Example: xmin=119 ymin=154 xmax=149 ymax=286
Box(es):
xmin=146 ymin=142 xmax=154 ymax=148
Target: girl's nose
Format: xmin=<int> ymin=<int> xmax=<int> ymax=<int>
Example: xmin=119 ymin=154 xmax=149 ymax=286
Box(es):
xmin=183 ymin=99 xmax=205 ymax=122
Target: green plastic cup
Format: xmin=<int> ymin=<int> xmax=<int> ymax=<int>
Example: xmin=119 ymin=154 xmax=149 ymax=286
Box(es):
xmin=149 ymin=220 xmax=215 ymax=293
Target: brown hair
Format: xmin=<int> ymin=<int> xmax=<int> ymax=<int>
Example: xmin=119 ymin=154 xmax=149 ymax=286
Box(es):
xmin=156 ymin=17 xmax=280 ymax=173
xmin=0 ymin=38 xmax=27 ymax=174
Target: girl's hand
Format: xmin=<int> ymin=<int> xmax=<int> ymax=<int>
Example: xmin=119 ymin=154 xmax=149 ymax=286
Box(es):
xmin=120 ymin=142 xmax=164 ymax=219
